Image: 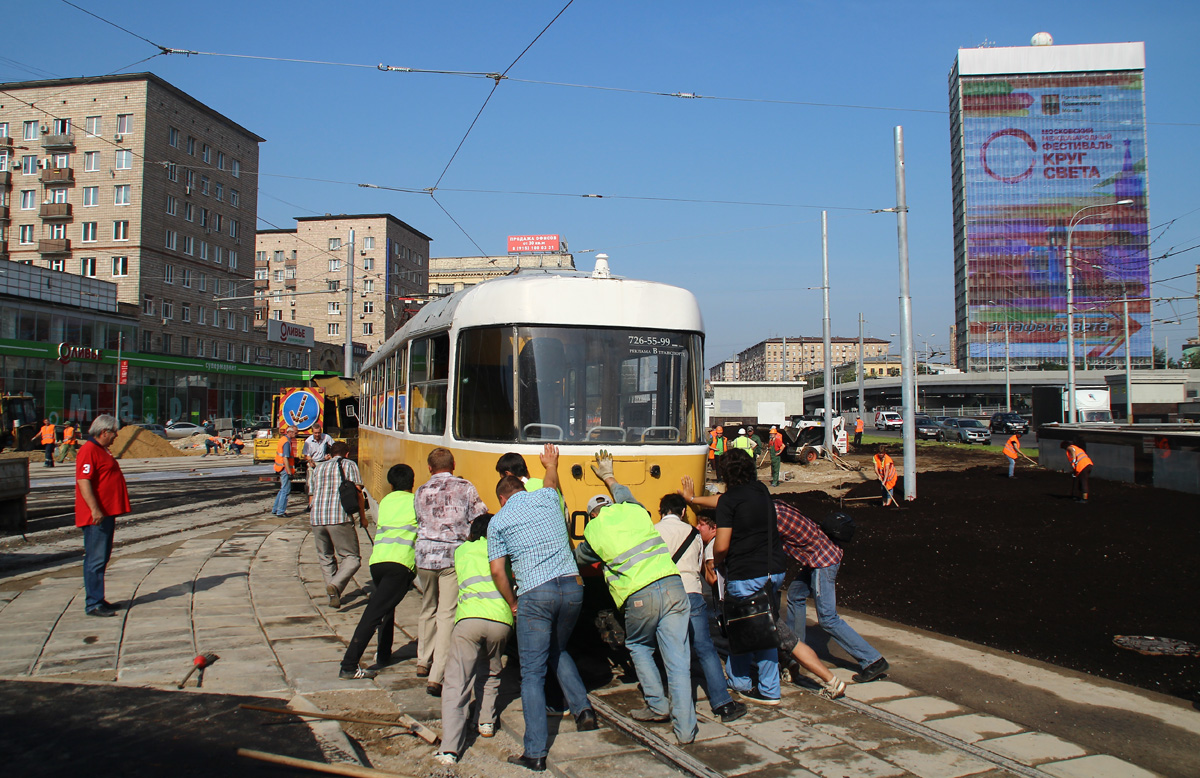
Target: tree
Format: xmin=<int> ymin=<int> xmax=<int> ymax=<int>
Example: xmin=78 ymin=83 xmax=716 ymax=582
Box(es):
xmin=1182 ymin=350 xmax=1200 ymax=369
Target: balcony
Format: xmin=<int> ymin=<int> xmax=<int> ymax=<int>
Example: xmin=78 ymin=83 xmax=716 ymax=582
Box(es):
xmin=0 ymin=205 xmax=8 ymax=223
xmin=0 ymin=136 xmax=11 ymax=151
xmin=0 ymin=240 xmax=7 ymax=259
xmin=40 ymin=167 xmax=74 ymax=185
xmin=41 ymin=133 xmax=75 ymax=150
xmin=38 ymin=238 xmax=70 ymax=255
xmin=0 ymin=170 xmax=10 ymax=187
xmin=39 ymin=202 xmax=72 ymax=220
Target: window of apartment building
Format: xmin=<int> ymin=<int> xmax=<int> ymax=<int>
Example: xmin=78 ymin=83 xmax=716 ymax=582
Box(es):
xmin=84 ymin=151 xmax=100 ymax=172
xmin=182 ymin=268 xmax=192 ymax=288
xmin=271 ymin=310 xmax=282 ymax=321
xmin=112 ymin=256 xmax=128 ymax=277
xmin=19 ymin=190 xmax=35 ymax=210
xmin=199 ymin=273 xmax=208 ymax=292
xmin=196 ymin=339 xmax=204 ymax=357
xmin=113 ymin=221 xmax=128 ymax=241
xmin=114 ymin=150 xmax=132 ymax=170
xmin=273 ymin=250 xmax=284 ymax=263
xmin=162 ymin=300 xmax=174 ymax=321
xmin=271 ymin=290 xmax=282 ymax=303
xmin=0 ymin=150 xmax=7 ymax=172
xmin=81 ymin=222 xmax=97 ymax=242
xmin=328 ymin=323 xmax=339 ymax=336
xmin=49 ymin=258 xmax=65 ymax=272
xmin=199 ymin=207 xmax=208 ymax=228
xmin=0 ymin=122 xmax=7 ymax=137
xmin=114 ymin=185 xmax=131 ymax=206
xmin=328 ymin=302 xmax=341 ymax=315
xmin=166 ymin=161 xmax=177 ymax=181
xmin=18 ymin=225 xmax=34 ymax=244
xmin=50 ymin=223 xmax=66 ymax=240
xmin=363 ymin=256 xmax=374 ymax=271
xmin=116 ymin=114 xmax=132 ymax=135
xmin=328 ymin=258 xmax=341 ymax=272
xmin=182 ymin=235 xmax=194 ymax=256
xmin=362 ymin=322 xmax=374 ymax=336
xmin=329 ymin=238 xmax=342 ymax=251
xmin=229 ymin=250 xmax=238 ymax=270
xmin=169 ymin=127 xmax=179 ymax=147
xmin=363 ymin=279 xmax=374 ymax=293
xmin=213 ymin=213 xmax=222 ymax=232
xmin=241 ymin=345 xmax=250 ymax=363
xmin=180 ymin=335 xmax=190 ymax=354
xmin=142 ymin=332 xmax=152 ymax=352
xmin=23 ymin=121 xmax=38 ymax=140
xmin=437 ymin=284 xmax=454 ymax=295
xmin=229 ymin=219 xmax=238 ymax=239
xmin=214 ymin=182 xmax=223 ymax=201
xmin=216 ymin=151 xmax=225 ymax=171
xmin=162 ymin=334 xmax=172 ymax=353
xmin=81 ymin=257 xmax=97 ymax=277
xmin=199 ymin=176 xmax=209 ymax=196
xmin=46 ymin=187 xmax=66 ymax=204
xmin=143 ymin=295 xmax=154 ymax=316
xmin=241 ymin=315 xmax=249 ymax=333
xmin=198 ymin=305 xmax=207 ymax=325
xmin=363 ymin=301 xmax=374 ymax=314
xmin=327 ymin=280 xmax=340 ymax=292
xmin=83 ymin=116 xmax=100 ymax=137
xmin=199 ymin=241 xmax=209 ymax=261
xmin=187 ymin=136 xmax=195 ymax=155
xmin=231 ymin=160 xmax=240 ymax=178
xmin=230 ymin=189 xmax=239 ymax=207
xmin=21 ymin=155 xmax=37 ymax=175
xmin=82 ymin=186 xmax=99 ymax=207
xmin=272 ymin=269 xmax=284 ymax=282
xmin=290 ymin=309 xmax=297 ymax=321
xmin=164 ymin=264 xmax=174 ymax=285
xmin=183 ymin=202 xmax=193 ymax=222
xmin=201 ymin=144 xmax=210 ymax=164
xmin=255 ymin=251 xmax=266 ymax=263
xmin=255 ymin=308 xmax=265 ymax=322
xmin=227 ymin=313 xmax=235 ymax=331
xmin=213 ymin=246 xmax=223 ymax=265
xmin=285 ymin=267 xmax=296 ymax=279
xmin=181 ymin=305 xmax=191 ymax=323
xmin=185 ymin=169 xmax=195 ymax=189
xmin=362 ymin=236 xmax=375 ymax=249
xmin=52 ymin=118 xmax=70 ymax=134
xmin=166 ymin=195 xmax=177 ymax=215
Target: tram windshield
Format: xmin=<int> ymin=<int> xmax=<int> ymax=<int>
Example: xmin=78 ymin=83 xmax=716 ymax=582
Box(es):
xmin=455 ymin=326 xmax=703 ymax=444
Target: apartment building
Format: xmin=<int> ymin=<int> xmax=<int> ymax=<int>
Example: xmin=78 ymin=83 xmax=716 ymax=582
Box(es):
xmin=737 ymin=336 xmax=890 ymax=381
xmin=428 ymin=252 xmax=575 ymax=295
xmin=254 ymin=214 xmax=431 ymax=353
xmin=709 ymin=360 xmax=740 ymax=382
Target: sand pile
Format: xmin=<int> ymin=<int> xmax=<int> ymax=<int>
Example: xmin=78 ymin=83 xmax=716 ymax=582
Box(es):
xmin=111 ymin=426 xmax=190 ymax=459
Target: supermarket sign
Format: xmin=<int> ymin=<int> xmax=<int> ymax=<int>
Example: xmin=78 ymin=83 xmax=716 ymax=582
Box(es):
xmin=508 ymin=234 xmax=561 ymax=253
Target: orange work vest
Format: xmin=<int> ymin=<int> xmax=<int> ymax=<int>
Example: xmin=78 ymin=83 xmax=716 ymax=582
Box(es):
xmin=274 ymin=437 xmax=295 ymax=474
xmin=1065 ymin=445 xmax=1093 ymax=474
xmin=708 ymin=431 xmax=726 ymax=460
xmin=874 ymin=454 xmax=897 ymax=489
xmin=63 ymin=427 xmax=78 ymax=445
xmin=855 ymin=418 xmax=864 ymax=434
xmin=39 ymin=425 xmax=57 ymax=445
xmin=1003 ymin=436 xmax=1020 ymax=460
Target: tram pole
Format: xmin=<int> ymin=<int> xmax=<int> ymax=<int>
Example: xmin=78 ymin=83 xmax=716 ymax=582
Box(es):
xmin=857 ymin=313 xmax=865 ymax=420
xmin=821 ymin=211 xmax=833 ymax=456
xmin=893 ymin=126 xmax=916 ymax=501
xmin=345 ymin=229 xmax=354 ymax=379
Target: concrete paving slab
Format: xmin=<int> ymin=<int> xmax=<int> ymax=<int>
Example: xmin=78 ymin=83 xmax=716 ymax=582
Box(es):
xmin=792 ymin=743 xmax=911 ymax=778
xmin=813 ymin=715 xmax=918 ymax=752
xmin=976 ymin=732 xmax=1088 ymax=766
xmin=873 ymin=740 xmax=996 ymax=778
xmin=875 ymin=695 xmax=967 ymax=722
xmin=557 ymin=750 xmax=683 ymax=778
xmin=738 ymin=716 xmax=843 ymax=752
xmin=725 ymin=765 xmax=822 ymax=778
xmin=692 ymin=717 xmax=733 ymax=742
xmin=925 ymin=714 xmax=1025 ymax=744
xmin=537 ymin=727 xmax=643 ymax=762
xmin=684 ymin=734 xmax=792 ymax=776
xmin=1040 ymin=754 xmax=1158 ymax=778
xmin=843 ymin=680 xmax=916 ymax=703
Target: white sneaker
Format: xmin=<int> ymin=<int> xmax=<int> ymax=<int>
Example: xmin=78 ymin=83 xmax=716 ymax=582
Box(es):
xmin=433 ymin=752 xmax=458 ymax=765
xmin=478 ymin=722 xmax=496 ymax=737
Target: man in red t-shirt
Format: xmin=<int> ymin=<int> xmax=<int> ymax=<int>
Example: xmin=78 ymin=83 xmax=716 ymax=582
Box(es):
xmin=75 ymin=414 xmax=131 ymax=617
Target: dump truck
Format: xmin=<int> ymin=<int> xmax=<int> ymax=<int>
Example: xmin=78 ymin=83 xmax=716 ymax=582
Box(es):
xmin=252 ymin=377 xmax=358 ymax=481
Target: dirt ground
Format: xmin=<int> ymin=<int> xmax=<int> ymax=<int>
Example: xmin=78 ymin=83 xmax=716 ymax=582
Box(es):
xmin=773 ymin=443 xmax=1200 ymax=704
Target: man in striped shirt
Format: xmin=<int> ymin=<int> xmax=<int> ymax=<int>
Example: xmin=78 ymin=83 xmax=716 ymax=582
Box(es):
xmin=775 ymin=500 xmax=889 ymax=684
xmin=308 ymin=441 xmax=365 ymax=609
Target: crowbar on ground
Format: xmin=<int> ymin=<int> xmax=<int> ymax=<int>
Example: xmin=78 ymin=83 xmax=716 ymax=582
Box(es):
xmin=238 ymin=703 xmax=439 ymax=744
xmin=237 ymin=748 xmax=417 ymax=777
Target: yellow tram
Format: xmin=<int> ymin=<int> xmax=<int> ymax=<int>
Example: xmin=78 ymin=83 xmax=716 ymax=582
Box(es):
xmin=356 ymin=257 xmax=707 ymax=540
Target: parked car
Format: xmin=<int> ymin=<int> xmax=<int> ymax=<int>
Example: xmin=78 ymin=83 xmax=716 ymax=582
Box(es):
xmin=136 ymin=423 xmax=168 ymax=438
xmin=913 ymin=415 xmax=941 ymax=440
xmin=164 ymin=421 xmax=203 ymax=439
xmin=989 ymin=412 xmax=1029 ymax=435
xmin=874 ymin=410 xmax=902 ymax=430
xmin=938 ymin=417 xmax=991 ymax=444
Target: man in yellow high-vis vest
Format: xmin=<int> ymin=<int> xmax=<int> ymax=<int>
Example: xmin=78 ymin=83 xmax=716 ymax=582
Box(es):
xmin=434 ymin=513 xmax=515 ymax=765
xmin=339 ymin=463 xmax=419 ymax=680
xmin=574 ymin=451 xmax=698 ymax=746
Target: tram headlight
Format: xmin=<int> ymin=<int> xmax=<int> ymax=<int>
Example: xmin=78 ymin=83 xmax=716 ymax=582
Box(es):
xmin=571 ymin=464 xmax=583 ymax=479
xmin=649 ymin=465 xmax=661 ymax=479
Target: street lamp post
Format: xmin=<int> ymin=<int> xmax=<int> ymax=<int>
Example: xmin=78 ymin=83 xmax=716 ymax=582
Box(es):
xmin=987 ymin=300 xmax=1012 ymax=412
xmin=1065 ymin=199 xmax=1133 ymax=423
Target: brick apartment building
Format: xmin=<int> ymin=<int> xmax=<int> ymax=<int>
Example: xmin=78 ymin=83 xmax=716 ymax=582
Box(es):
xmin=737 ymin=336 xmax=890 ymax=381
xmin=255 ymin=214 xmax=431 ymax=353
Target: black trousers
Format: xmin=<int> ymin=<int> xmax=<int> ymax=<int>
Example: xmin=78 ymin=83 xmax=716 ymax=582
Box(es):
xmin=341 ymin=562 xmax=416 ymax=672
xmin=1072 ymin=465 xmax=1093 ymax=498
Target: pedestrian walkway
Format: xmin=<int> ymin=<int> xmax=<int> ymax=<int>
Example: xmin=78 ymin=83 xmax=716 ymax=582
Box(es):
xmin=0 ymin=504 xmax=1177 ymax=778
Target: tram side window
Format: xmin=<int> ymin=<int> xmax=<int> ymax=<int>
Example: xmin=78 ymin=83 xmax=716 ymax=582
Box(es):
xmin=394 ymin=345 xmax=407 ymax=433
xmin=409 ymin=333 xmax=448 ymax=435
xmin=455 ymin=327 xmax=515 ymax=442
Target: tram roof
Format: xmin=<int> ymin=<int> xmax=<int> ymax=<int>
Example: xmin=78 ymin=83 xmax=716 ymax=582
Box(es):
xmin=363 ymin=272 xmax=704 ymax=372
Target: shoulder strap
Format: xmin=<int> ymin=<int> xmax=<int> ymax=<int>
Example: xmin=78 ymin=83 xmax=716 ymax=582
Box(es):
xmin=337 ymin=458 xmax=346 ymax=484
xmin=671 ymin=527 xmax=700 ymax=564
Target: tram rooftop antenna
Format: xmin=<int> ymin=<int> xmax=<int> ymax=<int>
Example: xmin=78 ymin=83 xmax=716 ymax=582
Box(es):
xmin=592 ymin=253 xmax=611 ymax=279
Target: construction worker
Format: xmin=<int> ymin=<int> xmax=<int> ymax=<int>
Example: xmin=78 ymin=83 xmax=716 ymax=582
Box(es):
xmin=1061 ymin=440 xmax=1093 ymax=504
xmin=707 ymin=426 xmax=727 ymax=465
xmin=39 ymin=418 xmax=58 ymax=468
xmin=576 ymin=451 xmax=697 ymax=745
xmin=230 ymin=434 xmax=246 ymax=455
xmin=854 ymin=416 xmax=865 ymax=447
xmin=873 ymin=444 xmax=898 ymax=507
xmin=768 ymin=426 xmax=784 ymax=486
xmin=1002 ymin=434 xmax=1021 ymax=478
xmin=731 ymin=427 xmax=754 ymax=459
xmin=272 ymin=426 xmax=297 ymax=516
xmin=747 ymin=426 xmax=763 ymax=462
xmin=57 ymin=420 xmax=80 ymax=463
xmin=202 ymin=434 xmax=223 ymax=457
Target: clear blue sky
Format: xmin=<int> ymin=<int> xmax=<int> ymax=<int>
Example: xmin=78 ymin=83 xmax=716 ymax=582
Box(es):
xmin=5 ymin=1 xmax=1198 ymax=367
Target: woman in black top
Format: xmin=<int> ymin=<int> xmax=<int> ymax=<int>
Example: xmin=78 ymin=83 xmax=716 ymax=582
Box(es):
xmin=682 ymin=448 xmax=844 ymax=703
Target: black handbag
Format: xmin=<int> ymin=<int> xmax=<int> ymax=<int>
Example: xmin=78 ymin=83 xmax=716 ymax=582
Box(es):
xmin=720 ymin=492 xmax=782 ymax=654
xmin=336 ymin=459 xmax=362 ymax=516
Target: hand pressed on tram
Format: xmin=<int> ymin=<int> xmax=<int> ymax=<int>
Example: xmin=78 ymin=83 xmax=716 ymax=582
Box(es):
xmin=678 ymin=475 xmax=696 ymax=502
xmin=590 ymin=450 xmax=615 ymax=483
xmin=538 ymin=443 xmax=559 ymax=470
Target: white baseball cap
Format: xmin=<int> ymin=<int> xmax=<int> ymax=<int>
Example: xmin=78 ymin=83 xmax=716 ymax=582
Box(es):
xmin=587 ymin=494 xmax=613 ymax=515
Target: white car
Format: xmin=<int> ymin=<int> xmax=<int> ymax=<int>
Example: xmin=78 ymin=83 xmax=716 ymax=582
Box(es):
xmin=874 ymin=411 xmax=902 ymax=430
xmin=164 ymin=421 xmax=203 ymax=439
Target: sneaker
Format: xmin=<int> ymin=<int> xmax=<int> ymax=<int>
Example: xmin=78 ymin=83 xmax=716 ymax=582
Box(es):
xmin=713 ymin=700 xmax=747 ymax=723
xmin=433 ymin=752 xmax=458 ymax=765
xmin=851 ymin=657 xmax=889 ymax=684
xmin=99 ymin=600 xmax=123 ymax=611
xmin=629 ymin=707 xmax=670 ymax=722
xmin=86 ymin=608 xmax=116 ymax=618
xmin=739 ymin=688 xmax=780 ymax=706
xmin=478 ymin=722 xmax=496 ymax=738
xmin=339 ymin=667 xmax=378 ymax=680
xmin=415 ymin=665 xmax=430 ymax=678
xmin=819 ymin=677 xmax=847 ymax=700
xmin=326 ymin=584 xmax=341 ymax=609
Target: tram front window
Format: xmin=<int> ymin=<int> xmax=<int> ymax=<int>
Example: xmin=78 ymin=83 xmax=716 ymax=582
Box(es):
xmin=455 ymin=326 xmax=702 ymax=444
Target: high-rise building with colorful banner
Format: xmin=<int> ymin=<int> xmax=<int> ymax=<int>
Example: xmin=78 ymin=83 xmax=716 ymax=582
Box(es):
xmin=949 ymin=39 xmax=1150 ymax=371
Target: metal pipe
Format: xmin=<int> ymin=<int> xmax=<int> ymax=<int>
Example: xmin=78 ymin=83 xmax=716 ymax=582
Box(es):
xmin=344 ymin=228 xmax=354 ymax=379
xmin=1124 ymin=295 xmax=1133 ymax=423
xmin=822 ymin=211 xmax=833 ymax=455
xmin=893 ymin=126 xmax=916 ymax=501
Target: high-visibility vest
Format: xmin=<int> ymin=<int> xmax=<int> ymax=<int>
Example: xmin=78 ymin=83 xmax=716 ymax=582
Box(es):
xmin=583 ymin=503 xmax=679 ymax=609
xmin=39 ymin=425 xmax=56 ymax=445
xmin=708 ymin=431 xmax=726 ymax=459
xmin=855 ymin=418 xmax=864 ymax=434
xmin=370 ymin=491 xmax=417 ymax=570
xmin=274 ymin=437 xmax=294 ymax=473
xmin=1065 ymin=445 xmax=1093 ymax=474
xmin=874 ymin=454 xmax=898 ymax=489
xmin=454 ymin=538 xmax=513 ymax=627
xmin=732 ymin=436 xmax=754 ymax=456
xmin=63 ymin=427 xmax=78 ymax=446
xmin=1003 ymin=436 xmax=1020 ymax=460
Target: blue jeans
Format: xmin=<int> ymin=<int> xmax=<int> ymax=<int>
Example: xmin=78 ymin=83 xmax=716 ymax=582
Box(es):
xmin=688 ymin=592 xmax=733 ymax=711
xmin=82 ymin=516 xmax=115 ymax=612
xmin=624 ymin=576 xmax=698 ymax=743
xmin=786 ymin=564 xmax=882 ymax=669
xmin=1008 ymin=457 xmax=1016 ymax=477
xmin=272 ymin=471 xmax=291 ymax=515
xmin=516 ymin=575 xmax=591 ymax=759
xmin=724 ymin=573 xmax=785 ymax=699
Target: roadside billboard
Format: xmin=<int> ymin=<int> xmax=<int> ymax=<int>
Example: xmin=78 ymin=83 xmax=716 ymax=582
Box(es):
xmin=508 ymin=234 xmax=561 ymax=253
xmin=267 ymin=319 xmax=315 ymax=348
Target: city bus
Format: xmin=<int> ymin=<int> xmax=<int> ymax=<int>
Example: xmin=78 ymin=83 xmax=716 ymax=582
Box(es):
xmin=356 ymin=256 xmax=707 ymax=540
